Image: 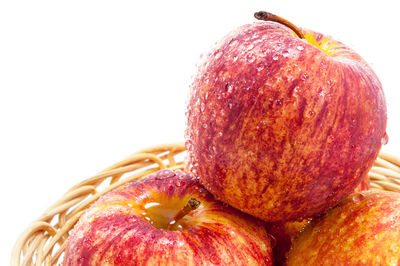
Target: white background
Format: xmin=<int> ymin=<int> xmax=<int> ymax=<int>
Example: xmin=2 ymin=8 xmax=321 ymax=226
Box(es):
xmin=1 ymin=0 xmax=399 ymax=263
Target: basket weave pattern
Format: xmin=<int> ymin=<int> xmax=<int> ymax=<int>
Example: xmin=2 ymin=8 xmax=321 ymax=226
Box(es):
xmin=11 ymin=143 xmax=400 ymax=266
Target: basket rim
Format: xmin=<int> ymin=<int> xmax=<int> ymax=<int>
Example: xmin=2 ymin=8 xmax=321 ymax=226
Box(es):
xmin=11 ymin=143 xmax=400 ymax=266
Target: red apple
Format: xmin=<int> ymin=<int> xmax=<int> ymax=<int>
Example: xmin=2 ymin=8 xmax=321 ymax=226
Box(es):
xmin=286 ymin=190 xmax=400 ymax=265
xmin=63 ymin=169 xmax=273 ymax=265
xmin=266 ymin=174 xmax=370 ymax=265
xmin=185 ymin=12 xmax=387 ymax=222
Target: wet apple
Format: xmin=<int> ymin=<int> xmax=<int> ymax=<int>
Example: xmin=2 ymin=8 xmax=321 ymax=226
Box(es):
xmin=63 ymin=170 xmax=273 ymax=265
xmin=287 ymin=190 xmax=400 ymax=265
xmin=266 ymin=174 xmax=370 ymax=265
xmin=185 ymin=11 xmax=386 ymax=222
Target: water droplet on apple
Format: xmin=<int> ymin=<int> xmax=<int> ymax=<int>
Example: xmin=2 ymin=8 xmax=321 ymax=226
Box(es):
xmin=113 ymin=253 xmax=123 ymax=264
xmin=301 ymin=74 xmax=308 ymax=81
xmin=256 ymin=62 xmax=265 ymax=71
xmin=381 ymin=132 xmax=389 ymax=145
xmin=210 ymin=254 xmax=221 ymax=264
xmin=257 ymin=120 xmax=267 ymax=130
xmin=282 ymin=50 xmax=290 ymax=57
xmin=144 ymin=202 xmax=160 ymax=209
xmin=175 ymin=181 xmax=183 ymax=187
xmin=247 ymin=151 xmax=255 ymax=157
xmin=318 ymin=90 xmax=326 ymax=98
xmin=247 ymin=43 xmax=255 ymax=50
xmin=306 ymin=110 xmax=315 ymax=119
xmin=82 ymin=237 xmax=92 ymax=248
xmin=246 ymin=53 xmax=256 ymax=63
xmin=156 ymin=170 xmax=175 ymax=179
xmin=272 ymin=55 xmax=279 ymax=60
xmin=272 ymin=99 xmax=283 ymax=109
xmin=267 ymin=233 xmax=277 ymax=247
xmin=200 ymin=103 xmax=205 ymax=112
xmin=225 ymin=82 xmax=233 ymax=93
xmin=233 ymin=56 xmax=239 ymax=62
xmin=297 ymin=45 xmax=304 ymax=51
xmin=214 ymin=51 xmax=222 ymax=59
xmin=352 ymin=193 xmax=365 ymax=203
xmin=327 ymin=135 xmax=335 ymax=144
xmin=229 ymin=39 xmax=238 ymax=47
xmin=202 ymin=123 xmax=208 ymax=129
xmin=218 ymin=132 xmax=223 ymax=137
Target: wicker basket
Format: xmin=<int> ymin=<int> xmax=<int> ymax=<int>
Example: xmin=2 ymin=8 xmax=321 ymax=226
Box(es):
xmin=11 ymin=142 xmax=400 ymax=266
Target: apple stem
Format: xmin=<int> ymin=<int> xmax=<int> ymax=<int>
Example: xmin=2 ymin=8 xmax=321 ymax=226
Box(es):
xmin=254 ymin=11 xmax=305 ymax=39
xmin=166 ymin=198 xmax=201 ymax=230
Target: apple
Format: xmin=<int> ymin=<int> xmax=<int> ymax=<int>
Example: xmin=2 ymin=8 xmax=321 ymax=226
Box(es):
xmin=266 ymin=174 xmax=370 ymax=265
xmin=185 ymin=11 xmax=387 ymax=222
xmin=63 ymin=169 xmax=273 ymax=265
xmin=286 ymin=190 xmax=400 ymax=265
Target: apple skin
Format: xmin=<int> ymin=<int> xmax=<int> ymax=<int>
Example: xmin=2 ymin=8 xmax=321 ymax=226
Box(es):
xmin=63 ymin=169 xmax=273 ymax=265
xmin=354 ymin=174 xmax=370 ymax=192
xmin=266 ymin=175 xmax=369 ymax=265
xmin=185 ymin=21 xmax=386 ymax=222
xmin=286 ymin=190 xmax=400 ymax=265
xmin=265 ymin=219 xmax=310 ymax=266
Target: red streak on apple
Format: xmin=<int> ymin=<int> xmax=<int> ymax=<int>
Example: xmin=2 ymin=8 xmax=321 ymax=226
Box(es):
xmin=185 ymin=22 xmax=387 ymax=222
xmin=64 ymin=170 xmax=273 ymax=265
xmin=287 ymin=191 xmax=400 ymax=265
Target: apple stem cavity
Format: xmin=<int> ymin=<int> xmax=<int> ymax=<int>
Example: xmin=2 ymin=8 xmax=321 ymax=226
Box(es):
xmin=254 ymin=11 xmax=305 ymax=39
xmin=167 ymin=198 xmax=201 ymax=230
